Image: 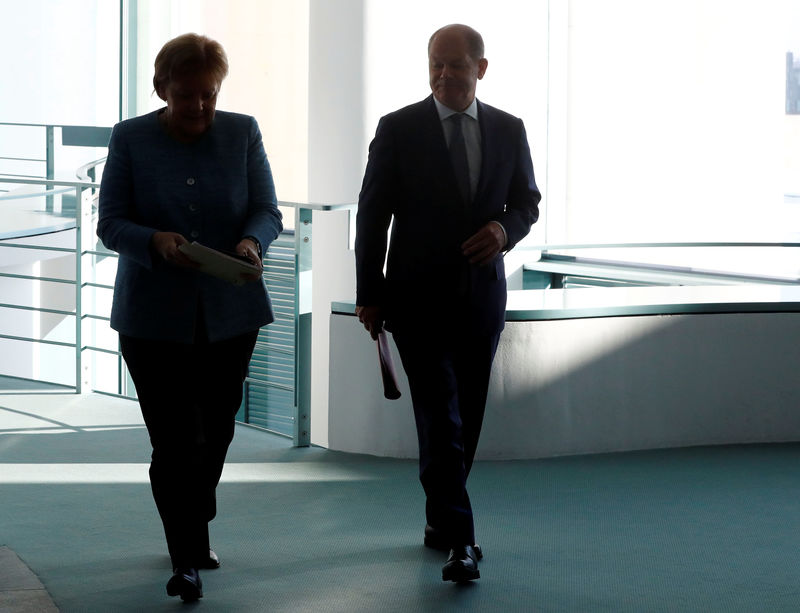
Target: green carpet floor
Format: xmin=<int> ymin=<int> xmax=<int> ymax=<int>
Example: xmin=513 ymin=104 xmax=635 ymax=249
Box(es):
xmin=1 ymin=392 xmax=800 ymax=612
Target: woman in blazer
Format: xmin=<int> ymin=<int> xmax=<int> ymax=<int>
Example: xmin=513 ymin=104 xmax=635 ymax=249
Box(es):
xmin=97 ymin=33 xmax=283 ymax=602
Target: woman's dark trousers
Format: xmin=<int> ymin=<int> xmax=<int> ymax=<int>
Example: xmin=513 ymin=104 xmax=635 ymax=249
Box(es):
xmin=120 ymin=328 xmax=258 ymax=569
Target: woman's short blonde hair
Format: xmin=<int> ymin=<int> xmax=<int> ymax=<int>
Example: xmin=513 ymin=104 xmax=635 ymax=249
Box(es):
xmin=153 ymin=33 xmax=229 ymax=95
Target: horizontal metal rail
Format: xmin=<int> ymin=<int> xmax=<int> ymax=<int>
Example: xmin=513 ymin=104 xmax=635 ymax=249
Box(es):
xmin=0 ymin=243 xmax=78 ymax=254
xmin=0 ymin=175 xmax=99 ymax=189
xmin=244 ymin=377 xmax=294 ymax=392
xmin=0 ymin=176 xmax=99 ymax=393
xmin=0 ymin=186 xmax=76 ymax=201
xmin=76 ymin=157 xmax=106 ymax=182
xmin=0 ymin=333 xmax=75 ymax=348
xmin=0 ymin=156 xmax=46 ymax=162
xmin=0 ymin=272 xmax=76 ymax=284
xmin=83 ymin=345 xmax=120 ymax=356
xmin=525 ymin=241 xmax=800 ymax=250
xmin=0 ymin=302 xmax=74 ymax=316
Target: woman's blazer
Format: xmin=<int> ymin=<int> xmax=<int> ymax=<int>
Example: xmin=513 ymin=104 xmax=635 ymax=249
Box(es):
xmin=97 ymin=109 xmax=284 ymax=343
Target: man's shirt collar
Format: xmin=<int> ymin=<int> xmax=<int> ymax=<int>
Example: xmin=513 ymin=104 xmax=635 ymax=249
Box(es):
xmin=434 ymin=97 xmax=479 ymax=122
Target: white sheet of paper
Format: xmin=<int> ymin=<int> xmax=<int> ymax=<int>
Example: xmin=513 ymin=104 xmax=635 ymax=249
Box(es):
xmin=178 ymin=241 xmax=260 ymax=286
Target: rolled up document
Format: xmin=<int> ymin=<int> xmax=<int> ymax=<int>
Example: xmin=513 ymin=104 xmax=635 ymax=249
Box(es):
xmin=376 ymin=330 xmax=401 ymax=400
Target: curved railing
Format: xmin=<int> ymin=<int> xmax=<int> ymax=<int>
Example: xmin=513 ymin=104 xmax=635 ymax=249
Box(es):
xmin=0 ymin=180 xmax=353 ymax=446
xmin=517 ymin=241 xmax=800 ymax=289
xmin=0 ymin=175 xmax=102 ymax=393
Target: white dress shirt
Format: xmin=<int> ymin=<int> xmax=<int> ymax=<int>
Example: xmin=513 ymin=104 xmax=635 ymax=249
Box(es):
xmin=434 ymin=97 xmax=481 ymax=199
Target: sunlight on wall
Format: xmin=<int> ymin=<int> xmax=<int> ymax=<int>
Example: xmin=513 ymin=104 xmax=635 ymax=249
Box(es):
xmin=126 ymin=0 xmax=794 ymax=251
xmin=496 ymin=302 xmax=675 ymax=392
xmin=363 ymin=0 xmax=548 ymax=157
xmin=0 ymin=0 xmax=119 ymax=127
xmin=135 ymin=0 xmax=310 ymax=206
xmin=363 ymin=0 xmax=549 ymax=246
xmin=563 ymin=1 xmax=788 ymax=246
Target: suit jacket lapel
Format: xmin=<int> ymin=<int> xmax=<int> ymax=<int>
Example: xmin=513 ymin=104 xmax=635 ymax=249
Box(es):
xmin=475 ymin=100 xmax=492 ymax=206
xmin=422 ymin=95 xmax=453 ymax=175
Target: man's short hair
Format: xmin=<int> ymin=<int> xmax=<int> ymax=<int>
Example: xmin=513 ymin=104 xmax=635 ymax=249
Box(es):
xmin=428 ymin=24 xmax=485 ymax=61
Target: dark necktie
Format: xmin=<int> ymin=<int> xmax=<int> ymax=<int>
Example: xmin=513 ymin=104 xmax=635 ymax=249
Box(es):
xmin=448 ymin=113 xmax=471 ymax=203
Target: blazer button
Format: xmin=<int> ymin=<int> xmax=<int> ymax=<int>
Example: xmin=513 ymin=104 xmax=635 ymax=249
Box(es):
xmin=190 ymin=230 xmax=200 ymax=238
xmin=186 ymin=177 xmax=196 ymax=185
xmin=188 ymin=204 xmax=198 ymax=212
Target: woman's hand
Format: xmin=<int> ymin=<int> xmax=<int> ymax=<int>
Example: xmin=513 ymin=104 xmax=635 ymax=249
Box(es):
xmin=235 ymin=237 xmax=263 ymax=281
xmin=150 ymin=231 xmax=198 ymax=268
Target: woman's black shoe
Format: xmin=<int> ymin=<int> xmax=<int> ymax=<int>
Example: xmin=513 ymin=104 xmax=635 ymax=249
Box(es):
xmin=199 ymin=548 xmax=220 ymax=569
xmin=166 ymin=567 xmax=203 ymax=602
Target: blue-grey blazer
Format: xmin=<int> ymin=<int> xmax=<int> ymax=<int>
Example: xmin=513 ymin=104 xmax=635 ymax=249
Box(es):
xmin=355 ymin=95 xmax=541 ymax=336
xmin=97 ymin=109 xmax=284 ymax=343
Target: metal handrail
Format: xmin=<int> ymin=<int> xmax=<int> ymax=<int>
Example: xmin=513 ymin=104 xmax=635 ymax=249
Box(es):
xmin=524 ymin=241 xmax=800 ymax=251
xmin=519 ymin=240 xmax=800 ymax=290
xmin=0 ymin=176 xmax=99 ymax=188
xmin=0 ymin=175 xmax=100 ymax=392
xmin=0 ymin=174 xmax=354 ymax=400
xmin=0 ymin=186 xmax=76 ymax=201
xmin=76 ymin=157 xmax=107 ymax=182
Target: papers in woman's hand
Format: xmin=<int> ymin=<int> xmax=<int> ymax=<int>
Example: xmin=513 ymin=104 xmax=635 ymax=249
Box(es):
xmin=178 ymin=241 xmax=260 ymax=286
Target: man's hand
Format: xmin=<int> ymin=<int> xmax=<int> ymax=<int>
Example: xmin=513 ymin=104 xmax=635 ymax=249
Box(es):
xmin=150 ymin=231 xmax=198 ymax=268
xmin=356 ymin=305 xmax=384 ymax=341
xmin=461 ymin=221 xmax=507 ymax=265
xmin=235 ymin=237 xmax=263 ymax=281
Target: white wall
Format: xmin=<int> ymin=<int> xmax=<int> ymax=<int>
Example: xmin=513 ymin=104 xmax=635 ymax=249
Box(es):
xmin=562 ymin=0 xmax=788 ymax=244
xmin=329 ymin=311 xmax=800 ymax=459
xmin=0 ymin=0 xmax=118 ymax=128
xmin=134 ymin=0 xmax=310 ymax=207
xmin=306 ymin=0 xmax=365 ymax=447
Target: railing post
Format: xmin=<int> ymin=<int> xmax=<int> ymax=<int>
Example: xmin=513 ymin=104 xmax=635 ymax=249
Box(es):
xmin=294 ymin=207 xmax=313 ymax=447
xmin=74 ymin=185 xmax=94 ymax=393
xmin=45 ymin=126 xmax=54 ymax=213
xmin=75 ymin=185 xmax=82 ymax=392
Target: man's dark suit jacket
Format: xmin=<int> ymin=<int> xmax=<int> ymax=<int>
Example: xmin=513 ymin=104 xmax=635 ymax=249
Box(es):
xmin=356 ymin=95 xmax=541 ymax=336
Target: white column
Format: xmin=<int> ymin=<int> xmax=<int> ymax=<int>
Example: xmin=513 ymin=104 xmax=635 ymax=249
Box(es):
xmin=307 ymin=0 xmax=366 ymax=447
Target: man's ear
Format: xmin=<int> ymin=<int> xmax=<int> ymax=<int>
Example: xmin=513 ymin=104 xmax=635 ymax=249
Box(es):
xmin=477 ymin=58 xmax=488 ymax=80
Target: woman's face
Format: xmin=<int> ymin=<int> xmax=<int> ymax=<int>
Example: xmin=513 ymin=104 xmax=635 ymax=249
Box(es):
xmin=159 ymin=72 xmax=219 ymax=141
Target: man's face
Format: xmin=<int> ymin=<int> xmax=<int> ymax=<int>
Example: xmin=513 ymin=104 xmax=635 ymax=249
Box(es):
xmin=159 ymin=72 xmax=219 ymax=141
xmin=428 ymin=30 xmax=487 ymax=112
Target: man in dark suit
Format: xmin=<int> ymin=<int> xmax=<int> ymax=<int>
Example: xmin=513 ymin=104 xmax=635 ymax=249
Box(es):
xmin=355 ymin=23 xmax=540 ymax=583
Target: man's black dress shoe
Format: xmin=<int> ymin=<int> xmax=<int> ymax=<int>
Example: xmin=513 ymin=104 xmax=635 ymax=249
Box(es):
xmin=424 ymin=525 xmax=483 ymax=560
xmin=442 ymin=545 xmax=480 ymax=583
xmin=199 ymin=548 xmax=220 ymax=569
xmin=166 ymin=567 xmax=203 ymax=602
